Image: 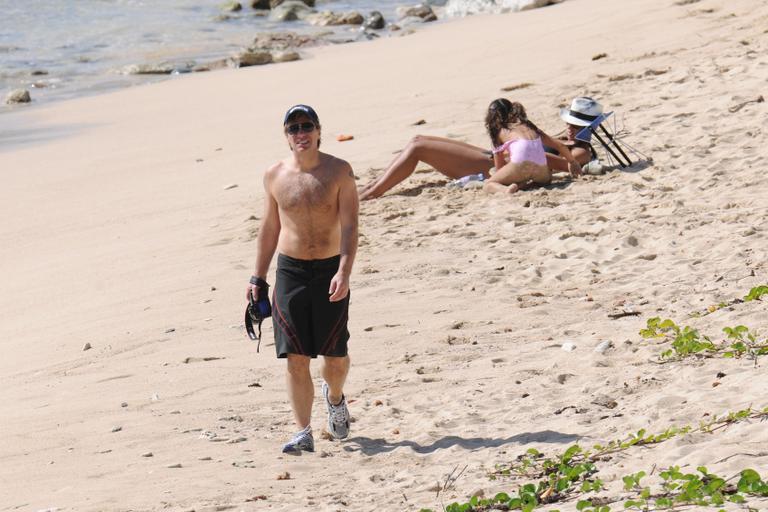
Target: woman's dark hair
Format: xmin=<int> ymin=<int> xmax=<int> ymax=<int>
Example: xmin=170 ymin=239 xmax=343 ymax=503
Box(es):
xmin=485 ymin=98 xmax=541 ymax=147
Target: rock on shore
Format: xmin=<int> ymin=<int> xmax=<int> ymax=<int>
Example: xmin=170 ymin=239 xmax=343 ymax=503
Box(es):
xmin=268 ymin=0 xmax=315 ymax=21
xmin=5 ymin=89 xmax=31 ymax=104
xmin=444 ymin=0 xmax=561 ymax=16
xmin=306 ymin=10 xmax=364 ymax=26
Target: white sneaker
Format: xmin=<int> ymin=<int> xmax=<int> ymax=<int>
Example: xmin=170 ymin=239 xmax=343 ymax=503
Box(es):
xmin=281 ymin=425 xmax=314 ymax=454
xmin=322 ymin=382 xmax=350 ymax=440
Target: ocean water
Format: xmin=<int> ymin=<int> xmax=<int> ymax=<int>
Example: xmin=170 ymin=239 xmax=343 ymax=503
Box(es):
xmin=0 ymin=0 xmax=553 ymax=109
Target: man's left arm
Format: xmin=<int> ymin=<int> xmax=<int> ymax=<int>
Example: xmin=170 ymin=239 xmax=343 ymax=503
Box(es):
xmin=329 ymin=163 xmax=359 ymax=302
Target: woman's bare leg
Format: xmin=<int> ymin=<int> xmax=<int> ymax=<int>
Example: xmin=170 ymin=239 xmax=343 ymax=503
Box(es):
xmin=359 ymin=135 xmax=492 ymax=200
xmin=487 ymin=161 xmax=550 ymax=188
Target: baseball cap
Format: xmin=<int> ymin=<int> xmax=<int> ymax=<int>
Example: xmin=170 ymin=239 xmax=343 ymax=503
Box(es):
xmin=283 ymin=104 xmax=320 ymax=126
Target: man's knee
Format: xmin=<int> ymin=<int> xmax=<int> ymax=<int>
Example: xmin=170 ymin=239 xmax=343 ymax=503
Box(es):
xmin=323 ymin=355 xmax=349 ymax=373
xmin=286 ymin=354 xmax=311 ymax=376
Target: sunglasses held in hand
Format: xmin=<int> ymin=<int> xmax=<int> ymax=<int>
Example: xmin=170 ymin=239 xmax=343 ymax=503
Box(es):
xmin=286 ymin=122 xmax=316 ymax=135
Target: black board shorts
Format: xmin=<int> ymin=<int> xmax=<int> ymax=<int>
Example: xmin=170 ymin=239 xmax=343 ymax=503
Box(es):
xmin=272 ymin=253 xmax=350 ymax=358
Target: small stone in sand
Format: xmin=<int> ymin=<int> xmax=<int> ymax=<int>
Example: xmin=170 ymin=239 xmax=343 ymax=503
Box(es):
xmin=412 ymin=119 xmax=426 ymax=125
xmin=165 ymin=328 xmax=175 ymax=333
xmin=592 ymin=52 xmax=608 ymax=61
xmin=121 ymin=402 xmax=128 ymax=408
xmin=111 ymin=426 xmax=122 ymax=433
xmin=594 ymin=340 xmax=613 ymax=354
xmin=374 ymin=399 xmax=384 ymax=406
xmin=141 ymin=452 xmax=153 ymax=457
xmin=151 ymin=393 xmax=161 ymax=401
xmin=592 ymin=395 xmax=618 ymax=409
xmin=276 ymin=471 xmax=291 ymax=480
xmin=224 ymin=183 xmax=239 ymax=190
xmin=82 ymin=342 xmax=92 ymax=351
xmin=167 ymin=463 xmax=183 ymax=468
xmin=561 ymin=341 xmax=577 ymax=352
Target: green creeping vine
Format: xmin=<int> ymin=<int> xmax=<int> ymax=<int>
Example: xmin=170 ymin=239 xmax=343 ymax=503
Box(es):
xmin=640 ymin=318 xmax=768 ymax=362
xmin=420 ymin=407 xmax=768 ymax=512
xmin=690 ymin=284 xmax=768 ymax=317
xmin=620 ymin=466 xmax=768 ymax=510
xmin=420 ymin=466 xmax=768 ymax=512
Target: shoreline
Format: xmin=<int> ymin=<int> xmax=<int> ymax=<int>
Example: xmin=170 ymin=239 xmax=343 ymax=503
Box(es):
xmin=1 ymin=0 xmax=562 ymax=113
xmin=1 ymin=0 xmax=767 ymax=510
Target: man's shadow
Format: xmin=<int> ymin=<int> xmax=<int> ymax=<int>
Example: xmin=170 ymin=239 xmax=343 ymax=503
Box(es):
xmin=342 ymin=430 xmax=580 ymax=456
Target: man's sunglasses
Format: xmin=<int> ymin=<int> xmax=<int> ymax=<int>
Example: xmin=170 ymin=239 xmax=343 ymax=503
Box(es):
xmin=286 ymin=122 xmax=316 ymax=135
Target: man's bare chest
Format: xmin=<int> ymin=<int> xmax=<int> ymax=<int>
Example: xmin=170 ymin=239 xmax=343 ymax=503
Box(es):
xmin=274 ymin=173 xmax=336 ymax=212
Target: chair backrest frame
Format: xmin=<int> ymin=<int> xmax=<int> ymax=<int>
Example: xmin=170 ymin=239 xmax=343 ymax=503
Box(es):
xmin=576 ymin=111 xmax=632 ymax=168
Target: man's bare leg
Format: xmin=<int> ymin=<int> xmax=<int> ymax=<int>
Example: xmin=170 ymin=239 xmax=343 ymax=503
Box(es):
xmin=322 ymin=355 xmax=350 ymax=405
xmin=286 ymin=354 xmax=313 ymax=428
xmin=359 ymin=136 xmax=492 ymax=200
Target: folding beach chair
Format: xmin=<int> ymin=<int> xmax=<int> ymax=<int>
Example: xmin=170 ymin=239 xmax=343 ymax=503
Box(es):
xmin=575 ymin=111 xmax=644 ymax=169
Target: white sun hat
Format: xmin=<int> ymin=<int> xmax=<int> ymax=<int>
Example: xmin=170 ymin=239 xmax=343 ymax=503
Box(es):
xmin=560 ymin=97 xmax=604 ymax=126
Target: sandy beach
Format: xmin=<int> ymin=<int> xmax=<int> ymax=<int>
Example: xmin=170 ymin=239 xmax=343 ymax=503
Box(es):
xmin=1 ymin=0 xmax=767 ymax=510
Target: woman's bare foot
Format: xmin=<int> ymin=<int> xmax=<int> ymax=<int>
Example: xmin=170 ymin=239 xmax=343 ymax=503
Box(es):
xmin=506 ymin=183 xmax=520 ymax=195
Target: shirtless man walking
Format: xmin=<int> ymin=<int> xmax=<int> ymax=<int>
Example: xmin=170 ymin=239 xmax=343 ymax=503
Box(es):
xmin=247 ymin=104 xmax=359 ymax=453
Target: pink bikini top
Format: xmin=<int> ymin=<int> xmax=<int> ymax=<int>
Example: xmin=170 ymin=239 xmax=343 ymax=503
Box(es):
xmin=493 ymin=137 xmax=547 ymax=166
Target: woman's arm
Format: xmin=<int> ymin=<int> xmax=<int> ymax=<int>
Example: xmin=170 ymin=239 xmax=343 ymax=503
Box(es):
xmin=492 ymin=151 xmax=506 ymax=173
xmin=540 ymin=131 xmax=582 ymax=178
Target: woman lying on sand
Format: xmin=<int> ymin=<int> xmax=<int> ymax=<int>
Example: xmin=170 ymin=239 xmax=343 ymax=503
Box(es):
xmin=483 ymin=98 xmax=581 ymax=195
xmin=358 ymin=96 xmax=600 ymax=200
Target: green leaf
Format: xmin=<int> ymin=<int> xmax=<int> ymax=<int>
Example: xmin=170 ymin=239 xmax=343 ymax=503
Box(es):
xmin=494 ymin=492 xmax=510 ymax=502
xmin=562 ymin=444 xmax=582 ymax=463
xmin=744 ymin=285 xmax=768 ymax=301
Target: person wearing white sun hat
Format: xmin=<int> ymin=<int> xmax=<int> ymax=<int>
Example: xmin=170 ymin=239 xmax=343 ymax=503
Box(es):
xmin=544 ymin=96 xmax=604 ymax=174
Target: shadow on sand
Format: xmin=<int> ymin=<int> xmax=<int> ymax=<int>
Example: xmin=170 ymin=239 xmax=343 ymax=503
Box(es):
xmin=342 ymin=430 xmax=580 ymax=456
xmin=390 ymin=181 xmax=447 ymax=197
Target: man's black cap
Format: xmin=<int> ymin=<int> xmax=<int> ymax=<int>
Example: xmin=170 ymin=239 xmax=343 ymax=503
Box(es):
xmin=283 ymin=104 xmax=320 ymax=126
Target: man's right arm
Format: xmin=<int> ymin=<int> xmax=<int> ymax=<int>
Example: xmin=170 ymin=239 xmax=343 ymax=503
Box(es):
xmin=248 ymin=168 xmax=281 ymax=301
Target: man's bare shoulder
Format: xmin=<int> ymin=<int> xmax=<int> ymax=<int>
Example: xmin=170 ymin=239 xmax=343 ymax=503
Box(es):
xmin=319 ymin=153 xmax=354 ymax=180
xmin=264 ymin=159 xmax=292 ymax=181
